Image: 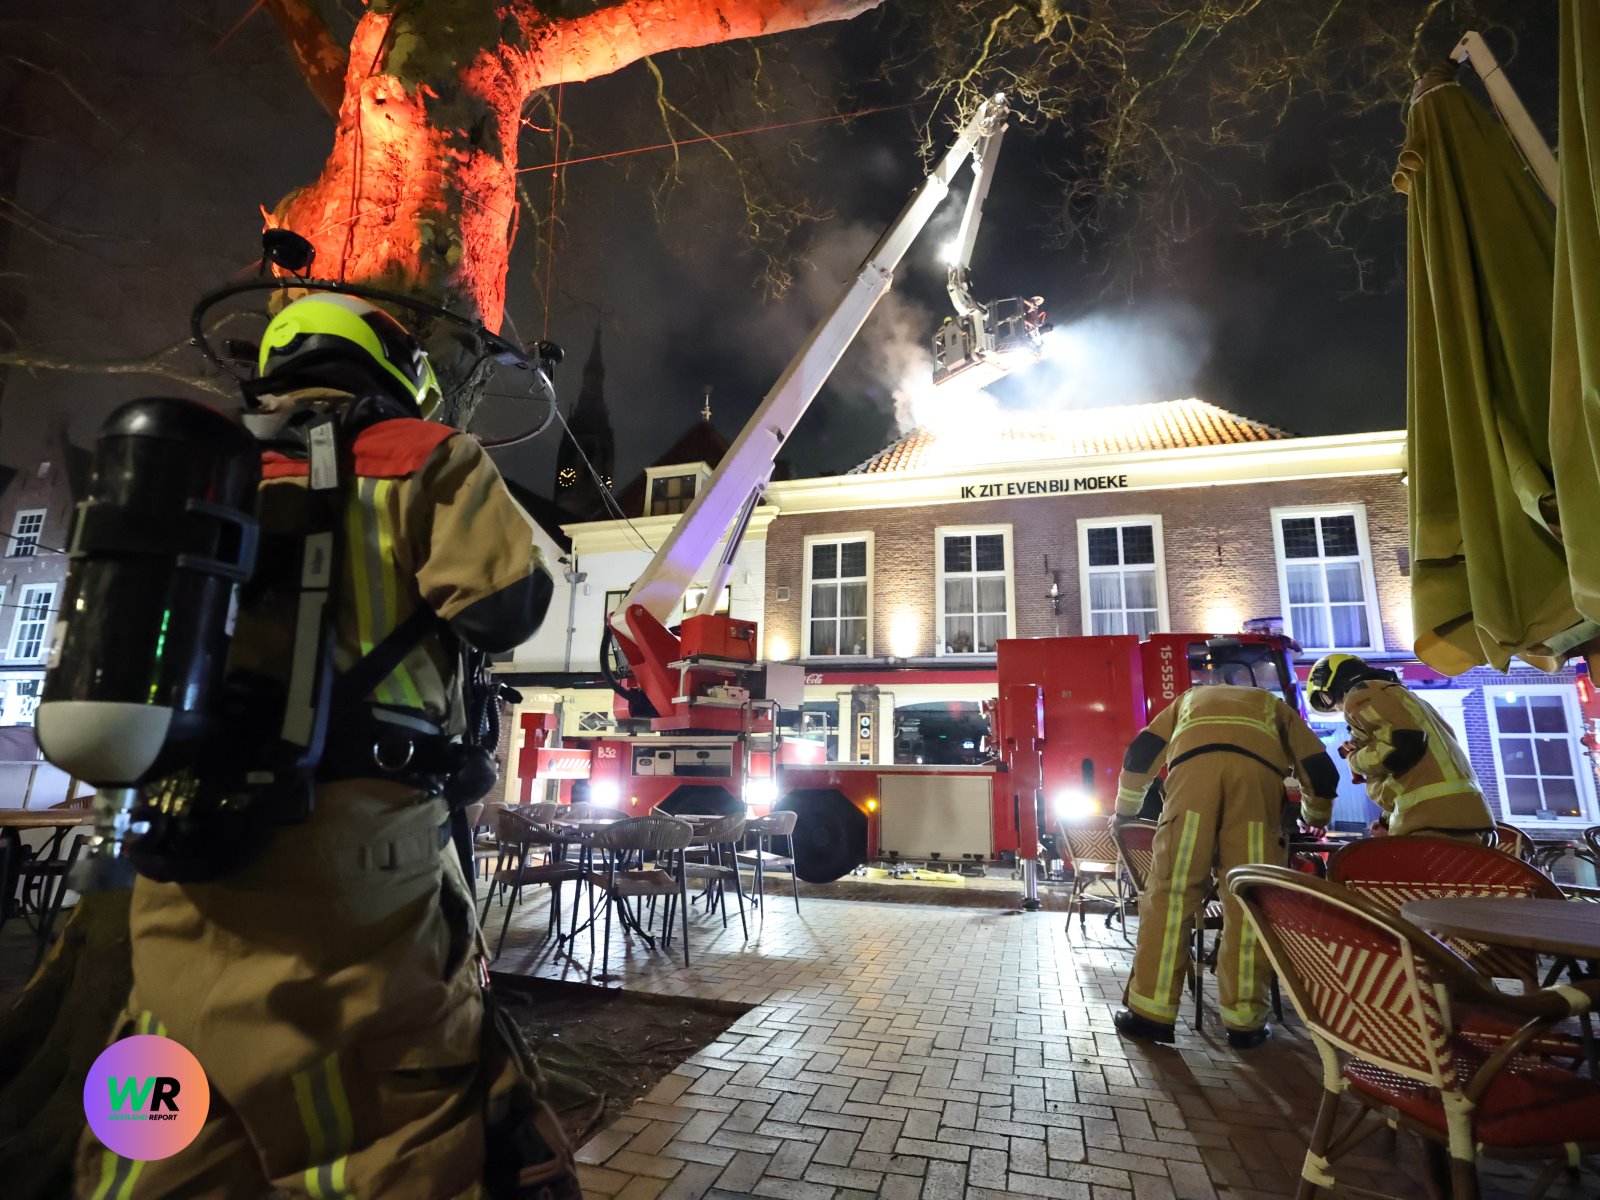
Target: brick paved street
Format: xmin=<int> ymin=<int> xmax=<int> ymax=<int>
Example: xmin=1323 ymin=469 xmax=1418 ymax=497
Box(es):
xmin=487 ymin=886 xmax=1571 ymax=1200
xmin=1 ymin=884 xmax=1580 ymax=1198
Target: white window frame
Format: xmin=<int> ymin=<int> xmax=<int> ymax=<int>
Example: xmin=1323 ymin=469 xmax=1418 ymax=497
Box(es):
xmin=1077 ymin=515 xmax=1169 ymax=637
xmin=935 ymin=524 xmax=1015 ymax=658
xmin=6 ymin=508 xmax=46 ymax=558
xmin=801 ymin=533 xmax=873 ymax=659
xmin=643 ymin=463 xmax=710 ymax=518
xmin=7 ymin=583 xmax=55 ymax=662
xmin=1270 ymin=503 xmax=1384 ymax=653
xmin=1483 ymin=684 xmax=1599 ymax=824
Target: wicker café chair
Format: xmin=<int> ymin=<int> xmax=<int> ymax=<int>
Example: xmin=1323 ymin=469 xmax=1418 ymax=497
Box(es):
xmin=1111 ymin=819 xmax=1161 ymax=941
xmin=737 ymin=810 xmax=802 ymax=916
xmin=482 ymin=806 xmax=582 ymax=958
xmin=1228 ymin=866 xmax=1600 ymax=1200
xmin=585 ymin=814 xmax=694 ymax=977
xmin=1056 ymin=816 xmax=1129 ymax=937
xmin=1492 ymin=821 xmax=1534 ymax=862
xmin=682 ymin=812 xmax=749 ymax=939
xmin=1328 ymin=837 xmax=1565 ymax=992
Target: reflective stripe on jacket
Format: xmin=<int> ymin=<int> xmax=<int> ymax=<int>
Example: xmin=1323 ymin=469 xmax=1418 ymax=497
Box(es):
xmin=1116 ymin=684 xmax=1333 ymax=823
xmin=1342 ymin=679 xmax=1493 ymax=835
xmin=236 ymin=418 xmax=541 ymax=734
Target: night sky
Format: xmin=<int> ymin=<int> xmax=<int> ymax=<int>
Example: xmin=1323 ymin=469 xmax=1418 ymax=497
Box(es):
xmin=0 ymin=2 xmax=1561 ymax=497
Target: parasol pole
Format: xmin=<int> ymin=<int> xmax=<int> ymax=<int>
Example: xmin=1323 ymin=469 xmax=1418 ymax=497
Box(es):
xmin=1453 ymin=31 xmax=1559 ymax=204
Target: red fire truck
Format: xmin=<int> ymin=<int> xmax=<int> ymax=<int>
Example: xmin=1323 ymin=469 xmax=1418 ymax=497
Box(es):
xmin=526 ymin=95 xmax=1299 ymax=905
xmin=534 ymin=629 xmax=1298 ymax=904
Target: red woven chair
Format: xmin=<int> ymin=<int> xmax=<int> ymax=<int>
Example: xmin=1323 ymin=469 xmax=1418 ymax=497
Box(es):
xmin=1328 ymin=836 xmax=1563 ymax=991
xmin=1228 ymin=866 xmax=1600 ymax=1199
xmin=1493 ymin=822 xmax=1534 ymax=862
xmin=1056 ymin=817 xmax=1126 ymax=938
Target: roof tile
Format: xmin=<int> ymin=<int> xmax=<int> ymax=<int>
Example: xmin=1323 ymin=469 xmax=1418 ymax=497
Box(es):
xmin=847 ymin=398 xmax=1290 ymax=474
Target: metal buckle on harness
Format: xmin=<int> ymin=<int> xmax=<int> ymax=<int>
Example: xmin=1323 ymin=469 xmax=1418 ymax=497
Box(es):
xmin=372 ymin=737 xmax=416 ymax=772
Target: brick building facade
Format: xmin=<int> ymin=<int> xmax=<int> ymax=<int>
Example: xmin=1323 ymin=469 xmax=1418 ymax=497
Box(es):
xmin=0 ymin=427 xmax=84 ymax=728
xmin=503 ymin=399 xmax=1599 ymax=835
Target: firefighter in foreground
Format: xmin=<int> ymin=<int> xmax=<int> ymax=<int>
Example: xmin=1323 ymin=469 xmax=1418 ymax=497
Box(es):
xmin=1308 ymin=654 xmax=1495 ymax=840
xmin=74 ymin=296 xmax=574 ymax=1198
xmin=1111 ymin=684 xmax=1339 ymax=1048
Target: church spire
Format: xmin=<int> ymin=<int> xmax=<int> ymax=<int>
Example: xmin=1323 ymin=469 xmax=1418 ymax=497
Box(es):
xmin=553 ymin=325 xmax=616 ymax=518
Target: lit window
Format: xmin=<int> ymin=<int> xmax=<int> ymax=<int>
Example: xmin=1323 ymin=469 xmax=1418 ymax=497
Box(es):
xmin=8 ymin=584 xmax=55 ymax=661
xmin=805 ymin=536 xmax=870 ymax=657
xmin=6 ymin=509 xmax=45 ymax=558
xmin=683 ymin=586 xmax=731 ymax=617
xmin=938 ymin=527 xmax=1012 ymax=655
xmin=1272 ymin=506 xmax=1382 ymax=652
xmin=1079 ymin=517 xmax=1166 ymax=636
xmin=1486 ymin=688 xmax=1594 ymax=822
xmin=649 ymin=474 xmax=697 ymax=516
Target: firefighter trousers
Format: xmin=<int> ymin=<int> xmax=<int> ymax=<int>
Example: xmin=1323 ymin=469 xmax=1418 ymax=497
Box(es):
xmin=75 ymin=780 xmax=578 ymax=1200
xmin=1125 ymin=754 xmax=1286 ymax=1032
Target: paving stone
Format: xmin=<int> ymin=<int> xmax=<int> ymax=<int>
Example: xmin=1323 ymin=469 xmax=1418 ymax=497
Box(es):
xmin=714 ymin=1151 xmax=772 ymax=1194
xmin=608 ymin=1150 xmax=687 ymax=1180
xmin=412 ymin=882 xmax=1562 ymax=1200
xmin=812 ymin=1127 xmax=862 ymax=1167
xmin=767 ymin=1137 xmax=817 ymax=1179
xmin=921 ymin=1159 xmax=967 ymax=1200
xmin=662 ymin=1140 xmax=737 ymax=1168
xmin=578 ymin=1125 xmax=636 ymax=1164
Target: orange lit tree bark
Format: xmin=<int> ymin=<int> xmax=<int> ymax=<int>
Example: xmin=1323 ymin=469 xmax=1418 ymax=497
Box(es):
xmin=269 ymin=0 xmax=881 ymax=422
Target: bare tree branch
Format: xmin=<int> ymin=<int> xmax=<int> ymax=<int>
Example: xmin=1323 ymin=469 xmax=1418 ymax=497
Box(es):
xmin=0 ymin=342 xmax=233 ymax=396
xmin=505 ymin=0 xmax=885 ymax=93
xmin=264 ymin=0 xmax=349 ymax=117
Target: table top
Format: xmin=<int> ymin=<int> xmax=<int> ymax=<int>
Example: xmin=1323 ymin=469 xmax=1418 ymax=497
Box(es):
xmin=0 ymin=808 xmax=93 ymax=830
xmin=552 ymin=817 xmax=622 ymax=831
xmin=1402 ymin=897 xmax=1600 ymax=960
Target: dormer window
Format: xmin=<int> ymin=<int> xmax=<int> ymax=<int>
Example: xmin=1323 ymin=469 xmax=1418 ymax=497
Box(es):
xmin=648 ymin=472 xmax=698 ymax=516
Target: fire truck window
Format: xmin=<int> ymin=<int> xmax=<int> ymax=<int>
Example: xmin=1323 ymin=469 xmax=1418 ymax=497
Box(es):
xmin=1186 ymin=644 xmax=1289 ymax=702
xmin=894 ymin=701 xmax=988 ymax=765
xmin=781 ymin=702 xmax=839 ymax=761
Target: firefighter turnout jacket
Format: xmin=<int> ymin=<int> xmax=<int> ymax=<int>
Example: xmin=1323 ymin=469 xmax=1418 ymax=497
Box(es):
xmin=1116 ymin=684 xmax=1340 ymax=827
xmin=239 ymin=417 xmax=550 ymax=731
xmin=1340 ymin=678 xmax=1493 ymax=837
xmin=76 ymin=414 xmax=573 ymax=1200
xmin=1118 ymin=685 xmax=1339 ymax=1033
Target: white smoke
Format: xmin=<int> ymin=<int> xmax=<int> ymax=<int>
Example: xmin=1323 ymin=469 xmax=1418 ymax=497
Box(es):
xmin=889 ymin=301 xmax=1215 ymax=464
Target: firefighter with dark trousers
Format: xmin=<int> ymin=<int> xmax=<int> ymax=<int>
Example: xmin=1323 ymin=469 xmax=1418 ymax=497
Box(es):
xmin=1308 ymin=654 xmax=1494 ymax=841
xmin=1111 ymin=683 xmax=1339 ymax=1049
xmin=76 ymin=295 xmax=575 ymax=1199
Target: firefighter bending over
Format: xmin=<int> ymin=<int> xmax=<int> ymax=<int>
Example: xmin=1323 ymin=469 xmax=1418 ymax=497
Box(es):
xmin=1111 ymin=684 xmax=1338 ymax=1049
xmin=76 ymin=296 xmax=574 ymax=1199
xmin=1308 ymin=654 xmax=1494 ymax=841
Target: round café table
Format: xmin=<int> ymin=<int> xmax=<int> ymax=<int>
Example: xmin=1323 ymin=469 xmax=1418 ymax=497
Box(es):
xmin=1402 ymin=897 xmax=1600 ymax=961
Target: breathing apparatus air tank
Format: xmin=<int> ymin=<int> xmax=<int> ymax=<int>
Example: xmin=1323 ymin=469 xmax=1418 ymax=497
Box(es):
xmin=36 ymin=397 xmax=260 ymax=891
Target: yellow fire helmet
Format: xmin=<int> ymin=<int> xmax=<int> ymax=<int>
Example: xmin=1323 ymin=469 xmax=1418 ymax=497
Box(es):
xmin=1307 ymin=653 xmax=1366 ymax=713
xmin=255 ymin=293 xmax=441 ymax=418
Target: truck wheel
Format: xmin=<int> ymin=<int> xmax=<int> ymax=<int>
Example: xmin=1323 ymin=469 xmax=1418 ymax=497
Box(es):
xmin=658 ymin=786 xmax=741 ymax=817
xmin=778 ymin=789 xmax=866 ymax=883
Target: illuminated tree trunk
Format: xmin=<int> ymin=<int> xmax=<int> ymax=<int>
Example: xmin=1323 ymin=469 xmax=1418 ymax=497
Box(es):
xmin=272 ymin=0 xmax=880 ymax=421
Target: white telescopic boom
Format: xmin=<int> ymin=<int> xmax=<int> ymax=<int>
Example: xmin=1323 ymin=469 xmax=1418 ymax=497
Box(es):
xmin=945 ymin=119 xmax=1009 ymax=319
xmin=615 ymin=94 xmax=1011 ymax=630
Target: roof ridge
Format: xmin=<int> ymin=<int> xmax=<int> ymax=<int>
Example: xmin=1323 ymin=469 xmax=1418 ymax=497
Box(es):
xmin=846 ymin=397 xmax=1295 ymax=474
